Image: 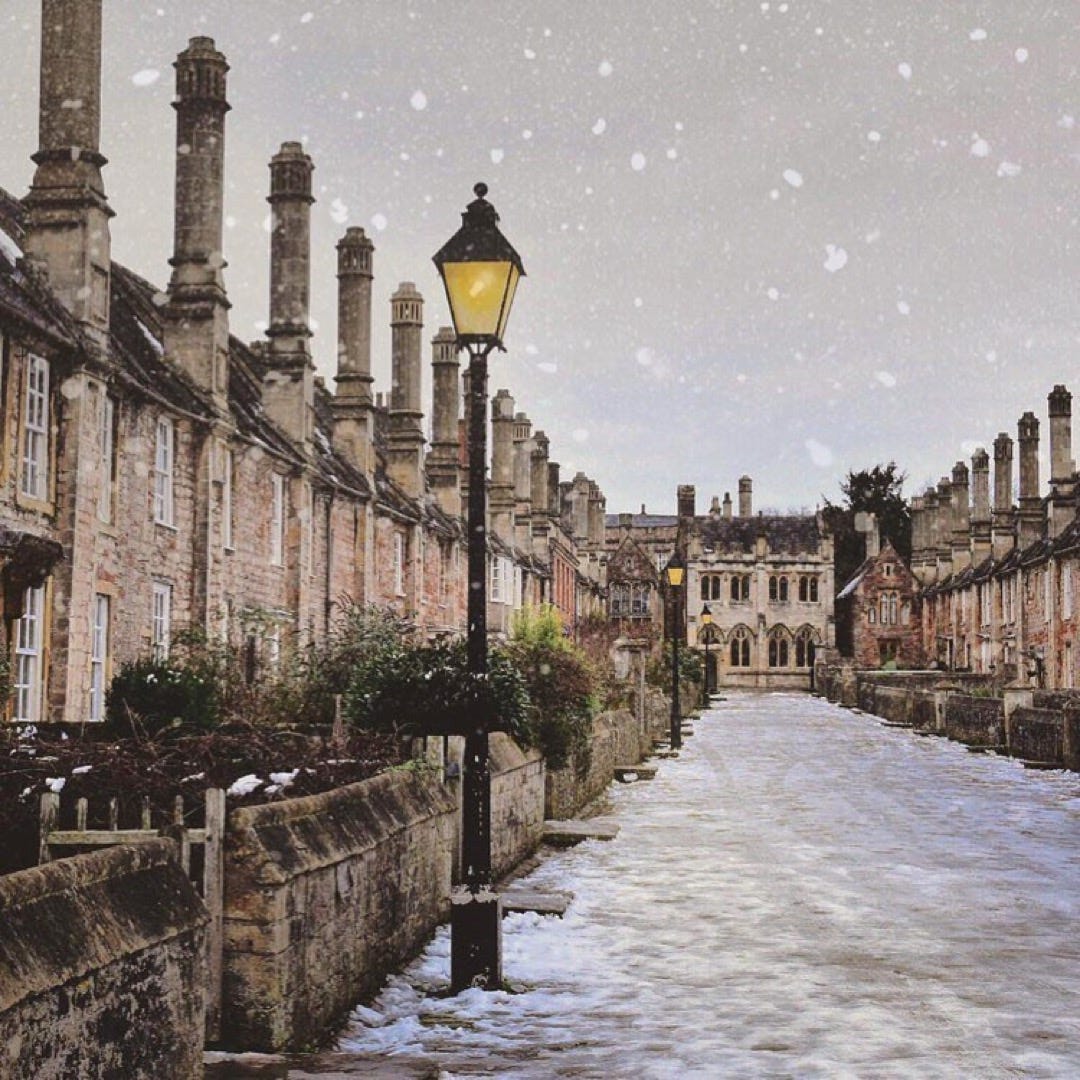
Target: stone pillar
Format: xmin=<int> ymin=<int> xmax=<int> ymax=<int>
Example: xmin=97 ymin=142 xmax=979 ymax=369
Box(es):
xmin=935 ymin=477 xmax=953 ymax=581
xmin=163 ymin=37 xmax=231 ymax=412
xmin=263 ymin=142 xmax=316 ymax=450
xmin=951 ymin=461 xmax=971 ymax=573
xmin=548 ymin=462 xmax=561 ymax=516
xmin=588 ymin=481 xmax=606 ymax=547
xmin=490 ymin=389 xmax=516 ymax=545
xmin=1017 ymin=412 xmax=1043 ymax=548
xmin=920 ymin=488 xmax=939 ymax=584
xmin=24 ymin=0 xmax=113 ymax=348
xmin=386 ymin=282 xmax=425 ymax=498
xmin=970 ymin=448 xmax=992 ymax=565
xmin=738 ymin=476 xmax=752 ymax=518
xmin=722 ymin=492 xmax=733 ymax=520
xmin=427 ymin=327 xmax=461 ymax=517
xmin=1048 ymin=385 xmax=1075 ymax=538
xmin=531 ymin=431 xmax=550 ymax=518
xmin=992 ymin=432 xmax=1016 ymax=560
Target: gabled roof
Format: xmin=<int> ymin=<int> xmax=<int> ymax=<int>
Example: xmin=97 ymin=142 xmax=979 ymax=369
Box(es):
xmin=607 ymin=532 xmax=659 ymax=583
xmin=699 ymin=514 xmax=823 ymax=556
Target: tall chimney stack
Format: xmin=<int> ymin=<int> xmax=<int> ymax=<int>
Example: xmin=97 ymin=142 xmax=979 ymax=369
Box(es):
xmin=935 ymin=477 xmax=953 ymax=580
xmin=163 ymin=37 xmax=231 ymax=412
xmin=531 ymin=431 xmax=551 ymax=518
xmin=332 ymin=227 xmax=375 ymax=475
xmin=512 ymin=413 xmax=534 ymax=550
xmin=1048 ymin=385 xmax=1075 ymax=537
xmin=738 ymin=476 xmax=752 ymax=518
xmin=970 ymin=449 xmax=992 ymax=565
xmin=24 ymin=0 xmax=113 ymax=347
xmin=678 ymin=484 xmax=696 ymax=520
xmin=386 ymin=282 xmax=425 ymax=498
xmin=426 ymin=327 xmax=460 ymax=516
xmin=1017 ymin=411 xmax=1043 ymax=547
xmin=950 ymin=461 xmax=971 ymax=573
xmin=263 ymin=142 xmax=316 ymax=450
xmin=722 ymin=492 xmax=732 ymax=520
xmin=992 ymin=432 xmax=1016 ymax=559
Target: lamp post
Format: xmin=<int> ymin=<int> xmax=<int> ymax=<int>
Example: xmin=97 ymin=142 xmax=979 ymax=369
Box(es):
xmin=433 ymin=183 xmax=524 ymax=993
xmin=701 ymin=603 xmax=713 ymax=703
xmin=664 ymin=551 xmax=686 ymax=749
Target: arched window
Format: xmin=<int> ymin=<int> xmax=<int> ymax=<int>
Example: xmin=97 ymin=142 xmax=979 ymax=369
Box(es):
xmin=809 ymin=577 xmax=818 ymax=602
xmin=729 ymin=627 xmax=752 ymax=667
xmin=731 ymin=577 xmax=740 ymax=602
xmin=711 ymin=576 xmax=722 ymax=601
xmin=730 ymin=639 xmax=740 ymax=666
xmin=868 ymin=606 xmax=876 ymax=625
xmin=778 ymin=577 xmax=789 ymax=602
xmin=700 ymin=577 xmax=710 ymax=601
xmin=768 ymin=633 xmax=790 ymax=667
xmin=769 ymin=576 xmax=778 ymax=601
xmin=795 ymin=628 xmax=815 ymax=667
xmin=798 ymin=576 xmax=808 ymax=602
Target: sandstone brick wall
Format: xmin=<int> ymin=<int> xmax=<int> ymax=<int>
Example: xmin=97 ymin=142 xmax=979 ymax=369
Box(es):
xmin=221 ymin=768 xmax=456 ymax=1052
xmin=942 ymin=694 xmax=1005 ymax=747
xmin=1008 ymin=707 xmax=1064 ymax=763
xmin=0 ymin=839 xmax=207 ymax=1080
xmin=489 ymin=734 xmax=545 ymax=880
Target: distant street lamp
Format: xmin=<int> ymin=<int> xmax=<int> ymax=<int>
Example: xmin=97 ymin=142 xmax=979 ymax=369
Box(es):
xmin=664 ymin=551 xmax=686 ymax=750
xmin=433 ymin=182 xmax=524 ymax=993
xmin=701 ymin=603 xmax=713 ymax=703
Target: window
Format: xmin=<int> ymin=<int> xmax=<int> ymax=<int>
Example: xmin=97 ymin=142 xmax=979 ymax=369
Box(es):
xmin=393 ymin=531 xmax=405 ymax=595
xmin=13 ymin=585 xmax=46 ymax=722
xmin=1044 ymin=567 xmax=1052 ymax=624
xmin=152 ymin=582 xmax=172 ymax=661
xmin=795 ymin=629 xmax=815 ymax=668
xmin=154 ymin=416 xmax=175 ymax=525
xmin=89 ymin=594 xmax=110 ymax=722
xmin=730 ymin=575 xmax=750 ymax=602
xmin=768 ymin=634 xmax=790 ymax=668
xmin=222 ymin=448 xmax=234 ymax=550
xmin=768 ymin=576 xmax=788 ymax=602
xmin=439 ymin=542 xmax=452 ymax=603
xmin=1065 ymin=565 xmax=1074 ymax=620
xmin=798 ymin=575 xmax=820 ymax=602
xmin=21 ymin=354 xmax=50 ymax=500
xmin=270 ymin=473 xmax=285 ymax=566
xmin=610 ymin=582 xmax=652 ymax=618
xmin=868 ymin=605 xmax=876 ymax=625
xmin=98 ymin=394 xmax=116 ymax=523
xmin=491 ymin=554 xmax=505 ymax=603
xmin=729 ymin=629 xmax=752 ymax=667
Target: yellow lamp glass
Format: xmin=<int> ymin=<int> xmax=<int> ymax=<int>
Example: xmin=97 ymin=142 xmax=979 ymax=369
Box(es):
xmin=442 ymin=261 xmax=520 ymax=341
xmin=666 ymin=566 xmax=685 ymax=588
xmin=701 ymin=610 xmax=713 ymax=625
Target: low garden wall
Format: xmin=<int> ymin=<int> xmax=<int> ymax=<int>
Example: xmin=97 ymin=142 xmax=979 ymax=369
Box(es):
xmin=0 ymin=839 xmax=207 ymax=1080
xmin=943 ymin=694 xmax=1005 ymax=747
xmin=221 ymin=767 xmax=456 ymax=1052
xmin=1008 ymin=708 xmax=1064 ymax=764
xmin=489 ymin=734 xmax=545 ymax=881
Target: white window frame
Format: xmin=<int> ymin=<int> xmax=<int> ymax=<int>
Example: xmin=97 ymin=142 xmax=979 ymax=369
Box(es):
xmin=13 ymin=584 xmax=46 ymax=723
xmin=21 ymin=354 xmax=50 ymax=501
xmin=154 ymin=416 xmax=175 ymax=526
xmin=1065 ymin=564 xmax=1074 ymax=620
xmin=89 ymin=594 xmax=110 ymax=722
xmin=98 ymin=394 xmax=116 ymax=523
xmin=393 ymin=531 xmax=405 ymax=596
xmin=491 ymin=555 xmax=505 ymax=604
xmin=222 ymin=448 xmax=234 ymax=551
xmin=152 ymin=582 xmax=172 ymax=661
xmin=270 ymin=473 xmax=285 ymax=567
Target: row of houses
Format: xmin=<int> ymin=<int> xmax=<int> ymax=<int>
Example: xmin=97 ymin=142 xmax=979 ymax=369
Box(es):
xmin=0 ymin=3 xmax=609 ymax=725
xmin=836 ymin=384 xmax=1080 ymax=690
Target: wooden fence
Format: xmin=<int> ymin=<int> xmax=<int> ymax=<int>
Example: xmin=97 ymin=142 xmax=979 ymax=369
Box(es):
xmin=38 ymin=788 xmax=226 ymax=1042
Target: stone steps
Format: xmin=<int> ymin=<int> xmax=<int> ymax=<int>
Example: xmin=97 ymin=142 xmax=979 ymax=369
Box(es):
xmin=614 ymin=765 xmax=658 ymax=783
xmin=500 ymin=887 xmax=572 ymax=917
xmin=542 ymin=819 xmax=620 ymax=846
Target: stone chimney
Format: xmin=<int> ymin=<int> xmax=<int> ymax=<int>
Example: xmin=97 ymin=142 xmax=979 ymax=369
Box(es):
xmin=531 ymin=430 xmax=551 ymax=519
xmin=935 ymin=477 xmax=953 ymax=580
xmin=677 ymin=484 xmax=696 ymax=520
xmin=950 ymin=462 xmax=971 ymax=573
xmin=722 ymin=492 xmax=732 ymax=520
xmin=739 ymin=476 xmax=752 ymax=518
xmin=547 ymin=461 xmax=561 ymax=516
xmin=992 ymin=432 xmax=1016 ymax=559
xmin=567 ymin=472 xmax=591 ymax=541
xmin=24 ymin=0 xmax=113 ymax=348
xmin=386 ymin=282 xmax=425 ymax=498
xmin=1048 ymin=385 xmax=1075 ymax=537
xmin=264 ymin=142 xmax=316 ymax=451
xmin=162 ymin=37 xmax=231 ymax=412
xmin=489 ymin=389 xmax=516 ymax=544
xmin=861 ymin=512 xmax=880 ymax=560
xmin=588 ymin=480 xmax=606 ymax=547
xmin=921 ymin=488 xmax=940 ymax=583
xmin=970 ymin=448 xmax=992 ymax=565
xmin=1017 ymin=411 xmax=1043 ymax=547
xmin=512 ymin=412 xmax=533 ymax=549
xmin=332 ymin=227 xmax=375 ymax=475
xmin=909 ymin=495 xmax=929 ymax=583
xmin=426 ymin=327 xmax=460 ymax=516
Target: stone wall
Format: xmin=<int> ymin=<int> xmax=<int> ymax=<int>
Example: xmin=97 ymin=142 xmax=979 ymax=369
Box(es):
xmin=221 ymin=767 xmax=456 ymax=1052
xmin=943 ymin=694 xmax=1005 ymax=747
xmin=1008 ymin=707 xmax=1064 ymax=763
xmin=0 ymin=840 xmax=207 ymax=1080
xmin=489 ymin=734 xmax=545 ymax=880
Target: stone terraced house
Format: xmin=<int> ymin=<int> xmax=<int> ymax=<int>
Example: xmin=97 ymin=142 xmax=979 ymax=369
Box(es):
xmin=0 ymin=1 xmax=605 ymax=725
xmin=911 ymin=386 xmax=1080 ymax=688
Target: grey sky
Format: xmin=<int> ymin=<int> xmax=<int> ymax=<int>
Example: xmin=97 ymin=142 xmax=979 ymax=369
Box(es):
xmin=2 ymin=2 xmax=1077 ymax=514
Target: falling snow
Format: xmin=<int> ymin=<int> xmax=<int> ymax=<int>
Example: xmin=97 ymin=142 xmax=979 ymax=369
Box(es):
xmin=823 ymin=244 xmax=848 ymax=273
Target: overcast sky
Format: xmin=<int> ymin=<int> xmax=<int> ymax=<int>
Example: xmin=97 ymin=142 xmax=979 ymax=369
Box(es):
xmin=2 ymin=2 xmax=1077 ymax=515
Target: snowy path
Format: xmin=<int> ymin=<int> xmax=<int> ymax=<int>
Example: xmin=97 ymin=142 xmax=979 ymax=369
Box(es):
xmin=210 ymin=692 xmax=1080 ymax=1078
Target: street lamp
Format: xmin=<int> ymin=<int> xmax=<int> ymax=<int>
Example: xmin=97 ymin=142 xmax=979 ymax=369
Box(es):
xmin=433 ymin=182 xmax=524 ymax=993
xmin=664 ymin=550 xmax=686 ymax=750
xmin=701 ymin=603 xmax=713 ymax=703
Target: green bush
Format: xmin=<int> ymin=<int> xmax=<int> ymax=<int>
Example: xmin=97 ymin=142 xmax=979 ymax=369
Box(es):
xmin=646 ymin=640 xmax=702 ymax=691
xmin=106 ymin=657 xmax=219 ymax=736
xmin=507 ymin=606 xmax=597 ymax=774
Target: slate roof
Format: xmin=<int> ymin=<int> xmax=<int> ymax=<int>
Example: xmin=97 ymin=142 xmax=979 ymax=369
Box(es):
xmin=699 ymin=514 xmax=823 ymax=556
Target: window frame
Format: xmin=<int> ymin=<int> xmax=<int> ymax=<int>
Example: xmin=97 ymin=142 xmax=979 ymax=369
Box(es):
xmin=13 ymin=584 xmax=46 ymax=723
xmin=153 ymin=415 xmax=175 ymax=526
xmin=270 ymin=473 xmax=285 ymax=567
xmin=21 ymin=353 xmax=50 ymax=502
xmin=89 ymin=593 xmax=110 ymax=722
xmin=152 ymin=581 xmax=172 ymax=661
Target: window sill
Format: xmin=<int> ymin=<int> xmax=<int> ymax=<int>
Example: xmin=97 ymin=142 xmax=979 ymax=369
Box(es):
xmin=155 ymin=520 xmax=178 ymax=532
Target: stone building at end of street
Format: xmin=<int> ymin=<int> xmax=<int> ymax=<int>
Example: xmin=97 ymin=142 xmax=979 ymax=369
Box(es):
xmin=0 ymin=1 xmax=607 ymax=725
xmin=605 ymin=479 xmax=836 ymax=690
